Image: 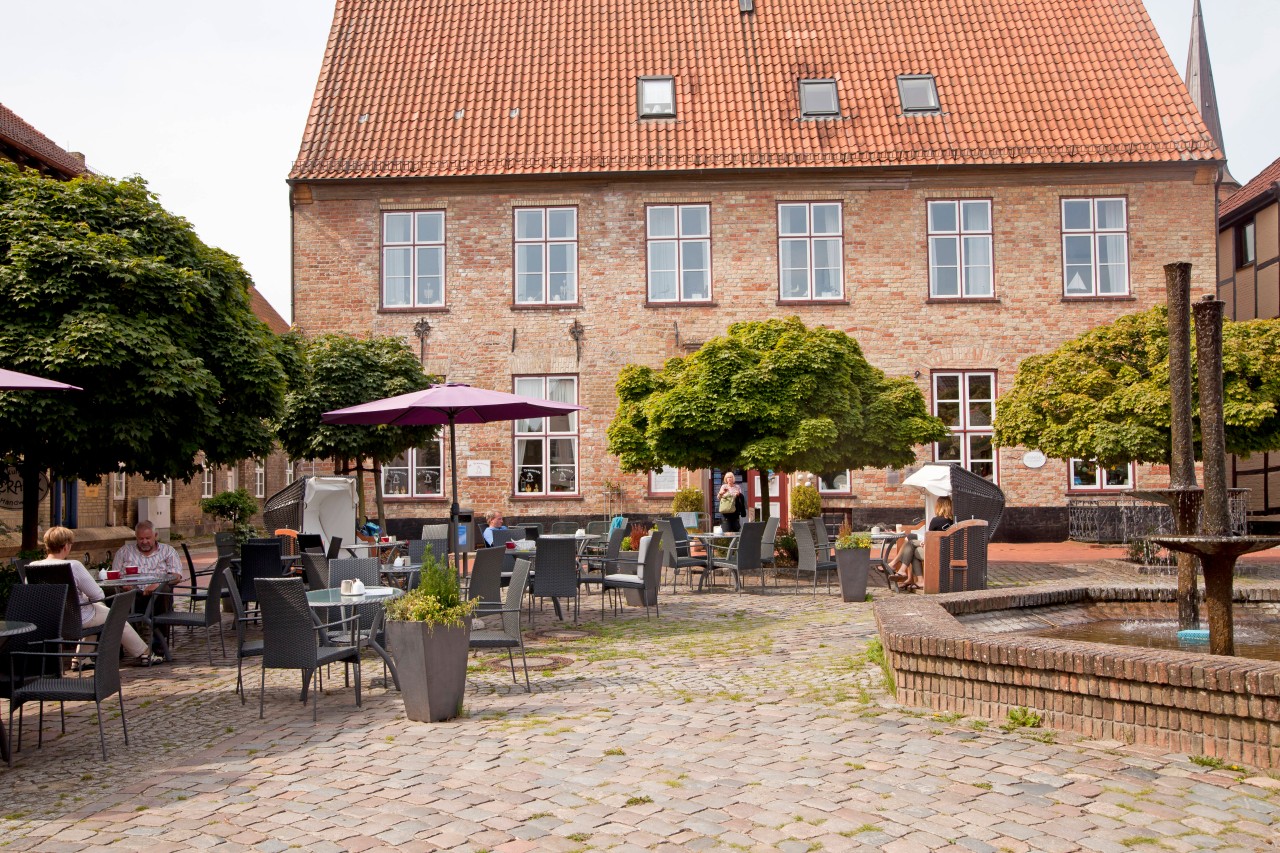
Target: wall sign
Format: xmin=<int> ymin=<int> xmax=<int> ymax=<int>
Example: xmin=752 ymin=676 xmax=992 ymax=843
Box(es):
xmin=1022 ymin=450 xmax=1047 ymax=469
xmin=466 ymin=460 xmax=491 ymax=477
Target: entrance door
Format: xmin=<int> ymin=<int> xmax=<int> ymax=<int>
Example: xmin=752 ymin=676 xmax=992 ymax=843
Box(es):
xmin=749 ymin=470 xmax=787 ymax=521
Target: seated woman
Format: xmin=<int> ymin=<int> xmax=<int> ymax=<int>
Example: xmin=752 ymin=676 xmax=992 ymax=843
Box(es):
xmin=889 ymin=496 xmax=954 ymax=591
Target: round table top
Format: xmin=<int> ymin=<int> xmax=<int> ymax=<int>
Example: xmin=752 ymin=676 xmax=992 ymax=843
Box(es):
xmin=99 ymin=571 xmax=181 ymax=587
xmin=689 ymin=531 xmax=739 ymax=540
xmin=0 ymin=620 xmax=35 ymax=639
xmin=538 ymin=533 xmax=602 ymax=540
xmin=305 ymin=586 xmax=404 ymax=607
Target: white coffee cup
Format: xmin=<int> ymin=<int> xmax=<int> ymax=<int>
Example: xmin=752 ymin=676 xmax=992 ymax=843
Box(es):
xmin=575 ymin=528 xmax=586 ymax=536
xmin=713 ymin=525 xmax=723 ymax=535
xmin=340 ymin=579 xmax=354 ymax=594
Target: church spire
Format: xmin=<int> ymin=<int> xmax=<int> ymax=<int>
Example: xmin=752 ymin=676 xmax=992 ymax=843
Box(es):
xmin=1185 ymin=0 xmax=1239 ymax=189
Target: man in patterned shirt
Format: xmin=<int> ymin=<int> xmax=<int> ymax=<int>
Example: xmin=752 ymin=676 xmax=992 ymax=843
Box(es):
xmin=113 ymin=520 xmax=182 ymax=655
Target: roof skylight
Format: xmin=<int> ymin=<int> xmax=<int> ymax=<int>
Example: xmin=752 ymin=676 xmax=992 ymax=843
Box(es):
xmin=897 ymin=75 xmax=940 ymax=113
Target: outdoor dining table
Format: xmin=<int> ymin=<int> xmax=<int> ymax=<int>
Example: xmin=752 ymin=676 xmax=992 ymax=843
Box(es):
xmin=305 ymin=586 xmax=404 ymax=690
xmin=688 ymin=532 xmax=738 ymax=590
xmin=345 ymin=540 xmax=403 ymax=561
xmin=379 ymin=563 xmax=421 ymax=589
xmin=870 ymin=531 xmax=908 ymax=587
xmin=0 ymin=620 xmax=36 ymax=764
xmin=100 ymin=571 xmax=182 ymax=659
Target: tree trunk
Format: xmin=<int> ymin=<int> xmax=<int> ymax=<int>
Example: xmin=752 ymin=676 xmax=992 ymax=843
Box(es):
xmin=20 ymin=458 xmax=39 ymax=553
xmin=756 ymin=470 xmax=770 ymax=521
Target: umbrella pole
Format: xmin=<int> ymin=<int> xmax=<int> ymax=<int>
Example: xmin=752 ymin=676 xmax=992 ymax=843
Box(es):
xmin=449 ymin=417 xmax=462 ymax=579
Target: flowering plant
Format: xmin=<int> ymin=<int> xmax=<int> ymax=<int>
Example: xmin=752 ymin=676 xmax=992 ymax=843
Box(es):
xmin=383 ymin=545 xmax=476 ymax=629
xmin=834 ymin=522 xmax=871 ymax=550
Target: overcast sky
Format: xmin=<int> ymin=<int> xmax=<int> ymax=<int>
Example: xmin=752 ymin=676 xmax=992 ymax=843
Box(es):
xmin=3 ymin=0 xmax=1276 ymax=324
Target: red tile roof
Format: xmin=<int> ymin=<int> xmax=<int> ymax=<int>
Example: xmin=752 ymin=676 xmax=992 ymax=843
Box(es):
xmin=0 ymin=102 xmax=88 ymax=179
xmin=292 ymin=0 xmax=1220 ymax=181
xmin=248 ymin=287 xmax=291 ymax=335
xmin=1219 ymin=155 xmax=1280 ymax=223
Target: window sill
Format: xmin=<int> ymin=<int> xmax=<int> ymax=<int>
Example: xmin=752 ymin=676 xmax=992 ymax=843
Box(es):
xmin=510 ymin=494 xmax=584 ymax=501
xmin=775 ymin=298 xmax=849 ymax=307
xmin=645 ymin=301 xmax=718 ymax=309
xmin=925 ymin=297 xmax=1001 ymax=305
xmin=1060 ymin=295 xmax=1136 ymax=303
xmin=511 ymin=303 xmax=582 ymax=310
xmin=1066 ymin=488 xmax=1134 ymax=496
xmin=383 ymin=496 xmax=448 ymax=502
xmin=379 ymin=306 xmax=450 ymax=314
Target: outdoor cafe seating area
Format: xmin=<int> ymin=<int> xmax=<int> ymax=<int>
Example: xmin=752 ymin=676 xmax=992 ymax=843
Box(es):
xmin=0 ymin=461 xmax=1002 ymax=764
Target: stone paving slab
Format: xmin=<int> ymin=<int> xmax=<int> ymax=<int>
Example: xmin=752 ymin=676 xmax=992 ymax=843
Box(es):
xmin=0 ymin=559 xmax=1276 ymax=850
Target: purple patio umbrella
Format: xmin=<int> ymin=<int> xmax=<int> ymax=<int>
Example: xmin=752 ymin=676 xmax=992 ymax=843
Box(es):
xmin=0 ymin=367 xmax=81 ymax=391
xmin=322 ymin=382 xmax=584 ymax=533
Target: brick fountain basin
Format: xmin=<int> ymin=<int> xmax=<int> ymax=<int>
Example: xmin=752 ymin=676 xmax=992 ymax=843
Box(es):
xmin=873 ymin=583 xmax=1280 ymax=767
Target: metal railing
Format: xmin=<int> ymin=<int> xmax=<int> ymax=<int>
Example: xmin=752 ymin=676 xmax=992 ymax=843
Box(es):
xmin=1068 ymin=490 xmax=1250 ymax=567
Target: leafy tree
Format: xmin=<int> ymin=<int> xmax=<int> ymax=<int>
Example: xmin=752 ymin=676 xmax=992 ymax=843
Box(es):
xmin=607 ymin=317 xmax=948 ymax=517
xmin=0 ymin=163 xmax=288 ymax=550
xmin=200 ymin=488 xmax=260 ymax=543
xmin=994 ymin=306 xmax=1280 ymax=465
xmin=276 ymin=334 xmax=436 ymax=526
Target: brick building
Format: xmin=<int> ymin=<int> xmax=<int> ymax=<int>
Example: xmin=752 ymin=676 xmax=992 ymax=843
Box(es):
xmin=288 ymin=0 xmax=1223 ymax=539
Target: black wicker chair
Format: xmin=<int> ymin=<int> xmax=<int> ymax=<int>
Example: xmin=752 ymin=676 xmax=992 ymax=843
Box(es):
xmin=530 ymin=537 xmax=578 ymax=621
xmin=711 ymin=521 xmax=766 ymax=592
xmin=223 ymin=568 xmax=263 ymax=703
xmin=468 ymin=547 xmax=505 ymax=617
xmin=659 ymin=518 xmax=707 ymax=592
xmin=793 ymin=521 xmax=837 ymax=595
xmin=469 ymin=558 xmax=532 ymax=691
xmin=255 ymin=578 xmax=360 ymax=721
xmin=238 ymin=540 xmax=284 ymax=606
xmin=145 ymin=563 xmax=227 ymax=664
xmin=7 ymin=591 xmax=135 ymax=764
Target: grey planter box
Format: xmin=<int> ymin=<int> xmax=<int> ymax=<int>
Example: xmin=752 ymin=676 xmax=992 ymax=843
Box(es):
xmin=835 ymin=548 xmax=870 ymax=602
xmin=385 ymin=616 xmax=472 ymax=722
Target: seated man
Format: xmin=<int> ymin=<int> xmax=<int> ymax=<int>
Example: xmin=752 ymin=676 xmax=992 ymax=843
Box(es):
xmin=483 ymin=510 xmax=509 ymax=546
xmin=112 ymin=520 xmax=182 ymax=651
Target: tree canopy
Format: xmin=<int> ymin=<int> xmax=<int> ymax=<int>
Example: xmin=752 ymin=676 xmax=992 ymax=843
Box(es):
xmin=993 ymin=305 xmax=1280 ymax=465
xmin=0 ymin=163 xmax=289 ymax=546
xmin=607 ymin=317 xmax=947 ymax=503
xmin=276 ymin=332 xmax=436 ymax=470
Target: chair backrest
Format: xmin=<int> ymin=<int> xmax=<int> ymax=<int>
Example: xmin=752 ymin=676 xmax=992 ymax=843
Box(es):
xmin=500 ymin=559 xmax=532 ymax=639
xmin=418 ymin=538 xmax=448 ymax=567
xmin=638 ymin=528 xmax=663 ymax=605
xmin=181 ymin=542 xmax=198 ymax=587
xmin=422 ymin=523 xmax=449 ymax=541
xmin=488 ymin=528 xmax=516 ymax=548
xmin=468 ymin=547 xmax=504 ymax=606
xmin=297 ymin=533 xmax=324 ymax=554
xmin=214 ymin=531 xmax=238 ymax=558
xmin=585 ymin=520 xmax=610 ymax=537
xmin=256 ymin=577 xmax=318 ymax=669
xmin=325 ymin=536 xmax=344 ymax=560
xmin=601 ymin=526 xmax=625 ymax=563
xmin=667 ymin=517 xmax=691 ymax=547
xmin=609 ymin=515 xmax=629 ymax=530
xmin=676 ymin=511 xmax=702 ymax=532
xmin=3 ymin=583 xmax=69 ymax=685
xmin=734 ymin=521 xmax=766 ymax=571
xmin=199 ymin=560 xmax=227 ymax=624
xmin=274 ymin=529 xmax=300 ymax=556
xmin=238 ymin=540 xmax=282 ymax=604
xmin=532 ymin=537 xmax=577 ymax=598
xmin=550 ymin=521 xmax=576 ymax=535
xmin=23 ymin=561 xmax=82 ymax=639
xmin=658 ymin=518 xmax=681 ymax=565
xmin=94 ymin=590 xmax=135 ymax=698
xmin=223 ymin=567 xmax=255 ymax=650
xmin=813 ymin=517 xmax=833 ymax=558
xmin=301 ymin=552 xmax=329 ymax=590
xmin=761 ymin=515 xmax=780 ymax=549
xmin=793 ymin=520 xmax=818 ymax=572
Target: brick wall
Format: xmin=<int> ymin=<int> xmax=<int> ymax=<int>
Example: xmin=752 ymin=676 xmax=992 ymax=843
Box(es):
xmin=291 ymin=164 xmax=1217 ymax=529
xmin=875 ymin=583 xmax=1280 ymax=768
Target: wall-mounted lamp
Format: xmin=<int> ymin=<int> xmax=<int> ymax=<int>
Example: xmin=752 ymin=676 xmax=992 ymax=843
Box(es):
xmin=412 ymin=317 xmax=433 ymax=365
xmin=569 ymin=318 xmax=586 ymax=363
xmin=913 ymin=370 xmax=922 ymax=379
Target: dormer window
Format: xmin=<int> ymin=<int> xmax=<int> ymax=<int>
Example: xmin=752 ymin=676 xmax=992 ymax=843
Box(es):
xmin=897 ymin=74 xmax=940 ymax=113
xmin=799 ymin=79 xmax=839 ymax=118
xmin=639 ymin=77 xmax=675 ymax=118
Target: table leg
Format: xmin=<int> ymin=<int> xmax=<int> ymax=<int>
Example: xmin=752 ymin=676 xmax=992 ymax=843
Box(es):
xmin=369 ymin=639 xmax=400 ymax=690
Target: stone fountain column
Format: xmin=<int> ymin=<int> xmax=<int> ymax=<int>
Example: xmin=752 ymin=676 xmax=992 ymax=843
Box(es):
xmin=1165 ymin=263 xmax=1202 ymax=630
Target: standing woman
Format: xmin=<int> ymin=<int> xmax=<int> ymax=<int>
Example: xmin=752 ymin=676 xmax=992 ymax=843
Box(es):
xmin=717 ymin=472 xmax=746 ymax=532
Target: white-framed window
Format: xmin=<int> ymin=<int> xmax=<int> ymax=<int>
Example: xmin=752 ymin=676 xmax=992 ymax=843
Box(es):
xmin=897 ymin=74 xmax=940 ymax=113
xmin=383 ymin=211 xmax=445 ymax=308
xmin=647 ymin=204 xmax=710 ymax=302
xmin=227 ymin=468 xmax=237 ymax=492
xmin=818 ymin=471 xmax=851 ymax=494
xmin=799 ymin=79 xmax=839 ymax=117
xmin=383 ymin=440 xmax=445 ymax=498
xmin=1070 ymin=459 xmax=1134 ymax=491
xmin=649 ymin=465 xmax=680 ymax=495
xmin=112 ymin=470 xmax=126 ymax=499
xmin=514 ymin=207 xmax=577 ymax=304
xmin=778 ymin=202 xmax=842 ymax=300
xmin=928 ymin=200 xmax=992 ymax=298
xmin=158 ymin=478 xmax=172 ymax=497
xmin=934 ymin=371 xmax=997 ymax=482
xmin=254 ymin=460 xmax=265 ymax=498
xmin=284 ymin=460 xmax=295 ymax=487
xmin=1062 ymin=197 xmax=1129 ymax=296
xmin=201 ymin=465 xmax=215 ymax=499
xmin=513 ymin=375 xmax=578 ymax=495
xmin=639 ymin=77 xmax=675 ymax=118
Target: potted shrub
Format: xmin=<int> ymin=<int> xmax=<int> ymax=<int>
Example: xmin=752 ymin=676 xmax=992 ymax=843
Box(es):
xmin=384 ymin=550 xmax=477 ymax=722
xmin=200 ymin=488 xmax=260 ymax=545
xmin=672 ymin=487 xmax=704 ymax=531
xmin=790 ymin=484 xmax=822 ymax=520
xmin=834 ymin=523 xmax=872 ymax=603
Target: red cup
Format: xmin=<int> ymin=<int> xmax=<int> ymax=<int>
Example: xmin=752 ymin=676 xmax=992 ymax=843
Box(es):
xmin=125 ymin=565 xmax=139 ymax=575
xmin=107 ymin=569 xmax=122 ymax=580
xmin=380 ymin=536 xmax=390 ymax=543
xmin=505 ymin=541 xmax=516 ymax=550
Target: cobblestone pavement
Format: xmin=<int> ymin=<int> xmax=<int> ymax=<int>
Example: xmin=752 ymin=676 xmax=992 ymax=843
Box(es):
xmin=2 ymin=559 xmax=1278 ymax=852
